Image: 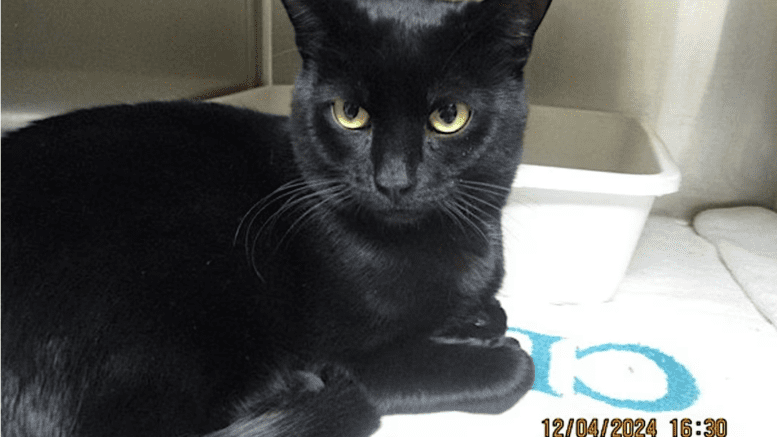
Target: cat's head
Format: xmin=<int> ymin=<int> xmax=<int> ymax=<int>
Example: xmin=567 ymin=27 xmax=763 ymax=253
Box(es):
xmin=282 ymin=0 xmax=551 ymax=230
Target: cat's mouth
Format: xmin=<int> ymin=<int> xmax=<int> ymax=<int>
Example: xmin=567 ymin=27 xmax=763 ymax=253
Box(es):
xmin=358 ymin=204 xmax=429 ymax=227
xmin=348 ymin=186 xmax=439 ymax=226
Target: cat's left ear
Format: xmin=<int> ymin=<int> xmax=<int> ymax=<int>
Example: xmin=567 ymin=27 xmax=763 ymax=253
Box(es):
xmin=280 ymin=0 xmax=327 ymax=62
xmin=485 ymin=0 xmax=553 ymax=65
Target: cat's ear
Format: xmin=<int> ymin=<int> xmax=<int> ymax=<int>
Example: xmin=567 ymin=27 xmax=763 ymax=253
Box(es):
xmin=280 ymin=0 xmax=327 ymax=62
xmin=484 ymin=0 xmax=553 ymax=65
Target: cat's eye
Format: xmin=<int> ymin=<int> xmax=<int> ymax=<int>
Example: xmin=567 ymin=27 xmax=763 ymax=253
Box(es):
xmin=429 ymin=103 xmax=471 ymax=134
xmin=332 ymin=98 xmax=370 ymax=130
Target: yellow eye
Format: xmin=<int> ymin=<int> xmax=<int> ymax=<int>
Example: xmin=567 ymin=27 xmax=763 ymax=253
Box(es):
xmin=429 ymin=102 xmax=471 ymax=134
xmin=332 ymin=98 xmax=370 ymax=130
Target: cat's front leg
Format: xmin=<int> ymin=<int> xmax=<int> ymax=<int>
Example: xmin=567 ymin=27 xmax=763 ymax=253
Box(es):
xmin=353 ymin=335 xmax=534 ymax=416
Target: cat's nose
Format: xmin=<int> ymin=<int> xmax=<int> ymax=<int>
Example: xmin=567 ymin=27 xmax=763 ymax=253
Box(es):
xmin=376 ymin=180 xmax=412 ymax=203
xmin=374 ymin=157 xmax=414 ymax=203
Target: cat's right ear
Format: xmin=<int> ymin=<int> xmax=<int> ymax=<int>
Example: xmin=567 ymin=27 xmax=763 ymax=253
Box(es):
xmin=280 ymin=0 xmax=327 ymax=62
xmin=483 ymin=0 xmax=553 ymax=66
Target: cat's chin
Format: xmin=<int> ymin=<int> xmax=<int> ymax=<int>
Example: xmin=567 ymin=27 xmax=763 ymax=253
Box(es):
xmin=365 ymin=207 xmax=430 ymax=227
xmin=377 ymin=209 xmax=427 ymax=226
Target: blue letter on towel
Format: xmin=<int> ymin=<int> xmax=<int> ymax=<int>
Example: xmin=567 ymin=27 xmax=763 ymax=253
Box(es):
xmin=573 ymin=343 xmax=699 ymax=412
xmin=508 ymin=328 xmax=562 ymax=397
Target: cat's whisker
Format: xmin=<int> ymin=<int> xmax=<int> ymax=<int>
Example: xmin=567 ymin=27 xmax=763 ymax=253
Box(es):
xmin=457 ymin=191 xmax=503 ymax=213
xmin=458 ymin=183 xmax=512 ymax=207
xmin=252 ymin=184 xmax=321 ymax=234
xmin=455 ymin=194 xmax=499 ymax=241
xmin=243 ymin=181 xmax=316 ymax=268
xmin=461 ymin=181 xmax=538 ymax=241
xmin=242 ymin=180 xmax=322 ymax=280
xmin=242 ymin=178 xmax=334 ymax=252
xmin=441 ymin=197 xmax=491 ymax=245
xmin=437 ymin=199 xmax=470 ymax=239
xmin=274 ymin=185 xmax=351 ymax=251
xmin=249 ymin=181 xmax=348 ymax=279
xmin=458 ymin=181 xmax=513 ymax=204
xmin=248 ymin=187 xmax=319 ymax=250
xmin=457 ymin=182 xmax=520 ymax=237
xmin=459 ymin=179 xmax=512 ymax=194
xmin=234 ymin=178 xmax=309 ymax=246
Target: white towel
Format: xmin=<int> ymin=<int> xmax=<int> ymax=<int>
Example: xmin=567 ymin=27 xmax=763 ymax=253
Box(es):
xmin=694 ymin=206 xmax=777 ymax=327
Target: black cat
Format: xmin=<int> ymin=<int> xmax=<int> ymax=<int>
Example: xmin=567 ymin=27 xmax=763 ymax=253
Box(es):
xmin=1 ymin=0 xmax=552 ymax=436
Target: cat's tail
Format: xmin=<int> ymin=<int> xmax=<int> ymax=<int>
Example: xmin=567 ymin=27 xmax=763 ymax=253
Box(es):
xmin=205 ymin=363 xmax=380 ymax=437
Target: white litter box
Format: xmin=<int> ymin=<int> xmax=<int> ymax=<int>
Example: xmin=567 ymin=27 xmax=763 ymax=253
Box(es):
xmin=501 ymin=106 xmax=681 ymax=304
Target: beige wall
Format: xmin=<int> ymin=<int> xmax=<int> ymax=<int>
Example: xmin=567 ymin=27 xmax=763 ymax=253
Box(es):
xmin=270 ymin=0 xmax=301 ymax=86
xmin=2 ymin=0 xmax=261 ymax=115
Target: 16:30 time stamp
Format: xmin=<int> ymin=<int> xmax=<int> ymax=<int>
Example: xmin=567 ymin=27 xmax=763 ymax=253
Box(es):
xmin=542 ymin=418 xmax=728 ymax=437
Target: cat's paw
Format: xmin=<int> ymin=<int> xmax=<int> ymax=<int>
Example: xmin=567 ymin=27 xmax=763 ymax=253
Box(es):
xmin=431 ymin=299 xmax=508 ymax=343
xmin=214 ymin=363 xmax=379 ymax=437
xmin=428 ymin=333 xmax=508 ymax=347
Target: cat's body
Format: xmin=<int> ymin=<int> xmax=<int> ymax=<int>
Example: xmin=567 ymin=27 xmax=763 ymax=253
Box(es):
xmin=1 ymin=0 xmax=551 ymax=436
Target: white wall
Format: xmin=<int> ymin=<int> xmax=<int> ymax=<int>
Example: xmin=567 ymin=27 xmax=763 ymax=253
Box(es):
xmin=527 ymin=0 xmax=777 ymax=218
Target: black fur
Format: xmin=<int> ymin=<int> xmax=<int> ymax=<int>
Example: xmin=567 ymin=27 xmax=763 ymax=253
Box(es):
xmin=1 ymin=0 xmax=551 ymax=436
